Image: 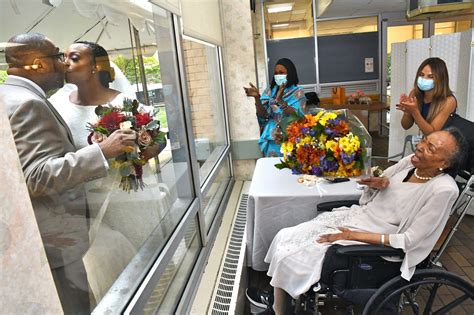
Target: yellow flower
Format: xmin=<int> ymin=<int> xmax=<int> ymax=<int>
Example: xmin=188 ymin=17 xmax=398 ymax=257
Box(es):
xmin=296 ymin=136 xmax=312 ymax=149
xmin=110 ymin=160 xmax=124 ymax=169
xmin=319 ymin=134 xmax=327 ymax=143
xmin=325 ymin=140 xmax=337 ymax=152
xmin=282 ymin=142 xmax=294 ymax=155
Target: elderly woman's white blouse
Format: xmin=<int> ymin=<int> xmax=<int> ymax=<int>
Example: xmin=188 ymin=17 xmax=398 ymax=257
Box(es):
xmin=264 ymin=155 xmax=458 ymax=298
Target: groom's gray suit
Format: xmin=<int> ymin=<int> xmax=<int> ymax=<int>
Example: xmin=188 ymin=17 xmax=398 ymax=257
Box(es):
xmin=1 ymin=75 xmax=107 ymax=268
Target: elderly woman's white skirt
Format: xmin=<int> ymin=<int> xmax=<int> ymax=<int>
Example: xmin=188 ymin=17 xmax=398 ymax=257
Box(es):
xmin=264 ymin=207 xmax=364 ymax=298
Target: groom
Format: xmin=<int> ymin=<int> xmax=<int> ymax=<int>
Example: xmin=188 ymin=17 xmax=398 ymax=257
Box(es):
xmin=0 ymin=33 xmax=136 ymax=313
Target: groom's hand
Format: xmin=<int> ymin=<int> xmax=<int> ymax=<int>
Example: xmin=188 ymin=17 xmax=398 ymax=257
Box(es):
xmin=99 ymin=129 xmax=137 ymax=159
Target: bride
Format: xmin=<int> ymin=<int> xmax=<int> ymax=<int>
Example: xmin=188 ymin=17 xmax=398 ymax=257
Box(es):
xmin=49 ymin=41 xmax=166 ymax=303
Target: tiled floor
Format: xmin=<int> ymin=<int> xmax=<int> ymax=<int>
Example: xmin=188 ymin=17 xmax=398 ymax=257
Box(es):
xmin=245 ymin=133 xmax=474 ymax=314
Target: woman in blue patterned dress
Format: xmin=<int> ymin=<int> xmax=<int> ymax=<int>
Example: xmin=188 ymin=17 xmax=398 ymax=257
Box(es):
xmin=244 ymin=58 xmax=306 ymax=157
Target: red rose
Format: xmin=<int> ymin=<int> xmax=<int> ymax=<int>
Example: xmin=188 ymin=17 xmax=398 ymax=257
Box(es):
xmin=99 ymin=112 xmax=124 ymax=130
xmin=135 ymin=112 xmax=152 ymax=128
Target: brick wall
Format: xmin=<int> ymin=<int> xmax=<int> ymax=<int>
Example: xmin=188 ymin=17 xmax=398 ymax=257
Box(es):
xmin=182 ymin=39 xmax=216 ymax=143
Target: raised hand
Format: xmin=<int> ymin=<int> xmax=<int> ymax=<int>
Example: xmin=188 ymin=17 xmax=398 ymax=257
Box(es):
xmin=99 ymin=129 xmax=137 ymax=159
xmin=243 ymin=82 xmax=260 ymax=99
xmin=275 ymin=83 xmax=286 ymax=102
xmin=397 ymin=93 xmax=418 ymax=115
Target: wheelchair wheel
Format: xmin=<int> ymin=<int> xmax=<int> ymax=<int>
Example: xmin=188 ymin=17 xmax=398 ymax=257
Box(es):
xmin=363 ymin=269 xmax=474 ymax=315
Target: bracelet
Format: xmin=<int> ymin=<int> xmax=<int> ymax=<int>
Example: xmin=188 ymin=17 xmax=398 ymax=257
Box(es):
xmin=380 ymin=234 xmax=385 ymax=245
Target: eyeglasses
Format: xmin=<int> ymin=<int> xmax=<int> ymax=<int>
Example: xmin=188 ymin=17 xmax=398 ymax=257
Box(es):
xmin=39 ymin=52 xmax=65 ymax=62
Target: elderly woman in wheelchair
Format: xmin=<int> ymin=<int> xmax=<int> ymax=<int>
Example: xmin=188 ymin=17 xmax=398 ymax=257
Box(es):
xmin=247 ymin=128 xmax=473 ymax=314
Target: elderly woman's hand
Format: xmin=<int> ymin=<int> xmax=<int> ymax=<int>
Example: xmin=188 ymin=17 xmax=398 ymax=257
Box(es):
xmin=243 ymin=82 xmax=260 ymax=99
xmin=317 ymin=227 xmax=352 ymax=243
xmin=357 ymin=176 xmax=389 ymax=190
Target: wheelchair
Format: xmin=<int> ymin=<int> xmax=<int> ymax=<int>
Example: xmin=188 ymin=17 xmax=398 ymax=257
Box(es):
xmin=296 ymin=169 xmax=474 ymax=315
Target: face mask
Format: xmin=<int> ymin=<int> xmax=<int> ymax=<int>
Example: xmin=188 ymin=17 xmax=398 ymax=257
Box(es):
xmin=274 ymin=74 xmax=287 ymax=86
xmin=417 ymin=77 xmax=435 ymax=91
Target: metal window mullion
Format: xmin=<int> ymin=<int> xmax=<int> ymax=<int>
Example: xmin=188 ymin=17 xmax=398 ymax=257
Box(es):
xmin=261 ymin=0 xmax=269 ymax=84
xmin=217 ymin=46 xmax=234 ymax=177
xmin=175 ymin=178 xmax=235 ymax=314
xmin=172 ymin=14 xmax=207 ymax=248
xmin=200 ymin=148 xmax=230 ymax=197
xmin=124 ymin=200 xmax=201 ymax=314
xmin=312 ymin=0 xmax=320 ymax=93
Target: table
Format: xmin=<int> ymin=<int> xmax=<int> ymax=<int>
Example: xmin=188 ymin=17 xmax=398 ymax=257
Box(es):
xmin=246 ymin=157 xmax=362 ymax=271
xmin=319 ymin=102 xmax=389 ymax=135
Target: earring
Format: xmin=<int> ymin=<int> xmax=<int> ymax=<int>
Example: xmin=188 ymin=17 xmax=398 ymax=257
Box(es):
xmin=92 ymin=70 xmax=96 ymax=74
xmin=439 ymin=168 xmax=443 ymax=172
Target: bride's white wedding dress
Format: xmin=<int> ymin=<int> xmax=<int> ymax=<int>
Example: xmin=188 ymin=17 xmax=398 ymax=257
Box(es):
xmin=49 ymin=85 xmax=170 ymax=303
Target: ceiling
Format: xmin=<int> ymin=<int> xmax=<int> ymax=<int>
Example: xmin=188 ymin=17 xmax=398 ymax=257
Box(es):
xmin=263 ymin=0 xmax=406 ymax=22
xmin=319 ymin=0 xmax=406 ymax=18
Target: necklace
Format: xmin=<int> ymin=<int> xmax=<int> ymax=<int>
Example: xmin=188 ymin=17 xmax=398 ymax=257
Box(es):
xmin=414 ymin=168 xmax=433 ymax=181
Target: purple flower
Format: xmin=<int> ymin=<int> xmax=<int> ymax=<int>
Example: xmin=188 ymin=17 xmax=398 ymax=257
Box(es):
xmin=324 ymin=128 xmax=336 ymax=137
xmin=301 ymin=127 xmax=310 ymax=134
xmin=311 ymin=166 xmax=322 ymax=176
xmin=327 ymin=118 xmax=340 ymax=125
xmin=309 ymin=129 xmax=317 ymax=136
xmin=341 ymin=151 xmax=356 ymax=164
xmin=321 ymin=158 xmax=338 ymax=172
xmin=292 ymin=167 xmax=300 ymax=174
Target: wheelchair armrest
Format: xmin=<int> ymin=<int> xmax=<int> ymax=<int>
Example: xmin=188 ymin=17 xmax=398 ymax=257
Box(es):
xmin=317 ymin=200 xmax=360 ymax=212
xmin=335 ymin=245 xmax=404 ymax=257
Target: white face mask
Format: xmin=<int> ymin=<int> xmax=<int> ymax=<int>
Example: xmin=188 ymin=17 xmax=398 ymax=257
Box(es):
xmin=274 ymin=74 xmax=287 ymax=86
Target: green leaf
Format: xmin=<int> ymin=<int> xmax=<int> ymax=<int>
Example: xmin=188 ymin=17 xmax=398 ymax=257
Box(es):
xmin=274 ymin=159 xmax=289 ymax=170
xmin=153 ymin=131 xmax=167 ymax=143
xmin=145 ymin=120 xmax=159 ymax=130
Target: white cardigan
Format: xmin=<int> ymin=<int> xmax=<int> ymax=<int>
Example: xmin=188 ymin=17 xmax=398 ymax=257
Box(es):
xmin=359 ymin=155 xmax=458 ymax=280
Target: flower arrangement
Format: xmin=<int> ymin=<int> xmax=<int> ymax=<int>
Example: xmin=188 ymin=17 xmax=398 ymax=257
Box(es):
xmin=275 ymin=110 xmax=367 ymax=177
xmin=87 ymin=99 xmax=166 ymax=192
xmin=347 ymin=90 xmax=371 ymax=104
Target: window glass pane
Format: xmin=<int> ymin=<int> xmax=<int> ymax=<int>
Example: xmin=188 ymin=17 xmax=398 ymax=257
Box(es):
xmin=434 ymin=20 xmax=472 ymax=35
xmin=264 ymin=0 xmax=314 ymax=40
xmin=1 ymin=2 xmax=195 ymax=313
xmin=142 ymin=217 xmax=201 ymax=314
xmin=201 ymin=158 xmax=231 ymax=231
xmin=317 ymin=16 xmax=378 ymax=36
xmin=182 ymin=38 xmax=227 ymax=184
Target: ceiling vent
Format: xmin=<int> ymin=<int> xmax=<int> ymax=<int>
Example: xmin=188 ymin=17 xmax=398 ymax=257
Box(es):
xmin=406 ymin=0 xmax=473 ymax=19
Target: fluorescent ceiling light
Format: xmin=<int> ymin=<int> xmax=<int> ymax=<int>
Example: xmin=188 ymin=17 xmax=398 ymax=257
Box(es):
xmin=268 ymin=3 xmax=293 ymax=13
xmin=272 ymin=23 xmax=290 ymax=28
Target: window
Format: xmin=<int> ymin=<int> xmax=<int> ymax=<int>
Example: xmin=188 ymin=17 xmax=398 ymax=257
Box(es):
xmin=182 ymin=38 xmax=228 ymax=184
xmin=201 ymin=157 xmax=231 ymax=231
xmin=434 ymin=20 xmax=472 ymax=35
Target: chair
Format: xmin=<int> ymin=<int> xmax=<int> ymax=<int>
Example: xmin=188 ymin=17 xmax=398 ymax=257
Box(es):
xmin=298 ymin=169 xmax=474 ymax=315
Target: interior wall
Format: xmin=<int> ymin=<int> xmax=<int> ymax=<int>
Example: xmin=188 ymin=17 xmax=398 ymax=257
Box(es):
xmin=220 ymin=0 xmax=261 ymax=180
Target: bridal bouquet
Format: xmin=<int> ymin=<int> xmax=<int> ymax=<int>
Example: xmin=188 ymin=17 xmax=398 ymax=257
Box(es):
xmin=87 ymin=98 xmax=166 ymax=192
xmin=275 ymin=110 xmax=367 ymax=177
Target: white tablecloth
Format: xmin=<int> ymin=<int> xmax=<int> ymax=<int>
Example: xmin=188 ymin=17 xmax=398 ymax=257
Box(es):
xmin=246 ymin=157 xmax=362 ymax=271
